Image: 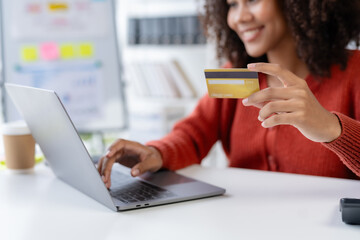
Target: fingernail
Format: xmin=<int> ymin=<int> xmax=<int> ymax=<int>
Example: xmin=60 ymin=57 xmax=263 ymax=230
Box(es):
xmin=105 ymin=150 xmax=111 ymax=157
xmin=242 ymin=98 xmax=248 ymax=105
xmin=102 ymin=175 xmax=106 ymax=182
xmin=258 ymin=115 xmax=262 ymax=121
xmin=247 ymin=63 xmax=256 ymax=69
xmin=132 ymin=168 xmax=140 ymax=176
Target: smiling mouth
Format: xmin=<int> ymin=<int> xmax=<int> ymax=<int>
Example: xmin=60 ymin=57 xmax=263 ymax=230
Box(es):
xmin=242 ymin=27 xmax=263 ymax=41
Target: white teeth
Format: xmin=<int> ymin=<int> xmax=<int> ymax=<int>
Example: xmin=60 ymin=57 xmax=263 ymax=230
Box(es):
xmin=243 ymin=29 xmax=260 ymax=39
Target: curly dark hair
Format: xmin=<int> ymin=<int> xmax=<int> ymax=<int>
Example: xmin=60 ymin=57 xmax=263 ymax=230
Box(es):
xmin=200 ymin=0 xmax=360 ymax=77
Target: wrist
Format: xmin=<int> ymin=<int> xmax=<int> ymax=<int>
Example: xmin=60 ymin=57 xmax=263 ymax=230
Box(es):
xmin=148 ymin=146 xmax=164 ymax=169
xmin=326 ymin=113 xmax=342 ymax=143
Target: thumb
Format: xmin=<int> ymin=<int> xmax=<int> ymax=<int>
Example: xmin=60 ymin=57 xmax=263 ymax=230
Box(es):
xmin=131 ymin=156 xmax=162 ymax=177
xmin=130 ymin=147 xmax=163 ymax=177
xmin=131 ymin=161 xmax=152 ymax=177
xmin=131 ymin=163 xmax=142 ymax=177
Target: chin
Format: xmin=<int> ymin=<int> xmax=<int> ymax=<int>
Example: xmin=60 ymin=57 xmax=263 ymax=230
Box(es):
xmin=244 ymin=46 xmax=266 ymax=58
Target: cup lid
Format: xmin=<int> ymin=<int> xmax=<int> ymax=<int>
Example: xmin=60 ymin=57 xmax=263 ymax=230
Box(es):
xmin=1 ymin=121 xmax=31 ymax=135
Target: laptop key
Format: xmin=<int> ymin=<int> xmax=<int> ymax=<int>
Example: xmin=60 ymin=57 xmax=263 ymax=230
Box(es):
xmin=110 ymin=171 xmax=176 ymax=203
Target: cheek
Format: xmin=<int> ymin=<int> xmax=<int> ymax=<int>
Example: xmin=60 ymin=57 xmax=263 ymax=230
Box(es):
xmin=267 ymin=17 xmax=289 ymax=45
xmin=254 ymin=10 xmax=274 ymax=24
xmin=227 ymin=11 xmax=236 ymax=31
xmin=252 ymin=0 xmax=280 ymax=24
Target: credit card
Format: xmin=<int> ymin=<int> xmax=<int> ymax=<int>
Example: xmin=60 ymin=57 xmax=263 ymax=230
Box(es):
xmin=204 ymin=68 xmax=259 ymax=98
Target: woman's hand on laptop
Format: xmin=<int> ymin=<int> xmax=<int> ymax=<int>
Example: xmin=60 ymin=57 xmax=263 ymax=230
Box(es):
xmin=97 ymin=139 xmax=163 ymax=188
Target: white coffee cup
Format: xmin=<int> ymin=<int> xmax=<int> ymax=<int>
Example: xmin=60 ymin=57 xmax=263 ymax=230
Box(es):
xmin=1 ymin=121 xmax=35 ymax=173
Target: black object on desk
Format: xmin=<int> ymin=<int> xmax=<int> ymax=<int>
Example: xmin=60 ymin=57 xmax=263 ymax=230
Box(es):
xmin=340 ymin=198 xmax=360 ymax=224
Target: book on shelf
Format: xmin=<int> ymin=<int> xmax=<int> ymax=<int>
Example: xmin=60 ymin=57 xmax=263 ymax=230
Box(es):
xmin=154 ymin=62 xmax=181 ymax=98
xmin=166 ymin=60 xmax=197 ymax=98
xmin=140 ymin=62 xmax=164 ymax=97
xmin=126 ymin=62 xmax=149 ymax=96
xmin=128 ymin=16 xmax=206 ymax=45
xmin=124 ymin=60 xmax=197 ymax=99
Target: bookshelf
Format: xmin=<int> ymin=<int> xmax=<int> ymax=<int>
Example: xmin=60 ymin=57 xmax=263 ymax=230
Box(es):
xmin=116 ymin=0 xmax=208 ymax=138
xmin=116 ymin=0 xmax=227 ymax=167
xmin=117 ymin=0 xmax=211 ymax=98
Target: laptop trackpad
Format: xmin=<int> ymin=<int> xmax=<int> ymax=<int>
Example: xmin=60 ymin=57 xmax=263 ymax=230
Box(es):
xmin=139 ymin=169 xmax=195 ymax=187
xmin=112 ymin=163 xmax=195 ymax=187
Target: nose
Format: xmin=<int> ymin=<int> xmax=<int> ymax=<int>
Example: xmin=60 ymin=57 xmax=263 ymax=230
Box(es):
xmin=232 ymin=4 xmax=253 ymax=23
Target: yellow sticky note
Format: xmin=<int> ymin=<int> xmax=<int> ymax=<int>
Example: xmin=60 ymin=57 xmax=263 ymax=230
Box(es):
xmin=21 ymin=46 xmax=38 ymax=62
xmin=48 ymin=3 xmax=68 ymax=11
xmin=204 ymin=69 xmax=260 ymax=98
xmin=79 ymin=43 xmax=94 ymax=58
xmin=0 ymin=159 xmax=5 ymax=170
xmin=60 ymin=44 xmax=76 ymax=59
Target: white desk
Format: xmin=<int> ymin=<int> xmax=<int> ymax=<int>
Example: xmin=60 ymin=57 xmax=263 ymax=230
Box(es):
xmin=0 ymin=164 xmax=359 ymax=240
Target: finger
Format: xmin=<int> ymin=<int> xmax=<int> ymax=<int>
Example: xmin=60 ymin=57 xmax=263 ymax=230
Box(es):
xmin=261 ymin=112 xmax=298 ymax=128
xmin=243 ymin=87 xmax=294 ymax=107
xmin=249 ymin=102 xmax=266 ymax=109
xmin=97 ymin=156 xmax=112 ymax=188
xmin=102 ymin=140 xmax=147 ymax=185
xmin=258 ymin=100 xmax=298 ymax=121
xmin=101 ymin=155 xmax=118 ymax=188
xmin=101 ymin=156 xmax=110 ymax=180
xmin=131 ymin=159 xmax=156 ymax=177
xmin=97 ymin=157 xmax=104 ymax=175
xmin=130 ymin=148 xmax=162 ymax=177
xmin=107 ymin=139 xmax=146 ymax=158
xmin=248 ymin=63 xmax=299 ymax=87
xmin=131 ymin=164 xmax=141 ymax=177
xmin=106 ymin=139 xmax=125 ymax=157
xmin=101 ymin=140 xmax=129 ymax=187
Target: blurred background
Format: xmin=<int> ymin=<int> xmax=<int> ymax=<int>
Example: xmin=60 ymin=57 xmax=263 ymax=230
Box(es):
xmin=0 ymin=0 xmax=227 ymax=169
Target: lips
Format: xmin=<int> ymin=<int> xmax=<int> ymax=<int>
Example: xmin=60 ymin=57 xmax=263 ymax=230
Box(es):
xmin=241 ymin=26 xmax=263 ymax=42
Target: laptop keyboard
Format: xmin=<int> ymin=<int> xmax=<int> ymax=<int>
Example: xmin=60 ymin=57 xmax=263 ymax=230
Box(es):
xmin=109 ymin=171 xmax=176 ymax=204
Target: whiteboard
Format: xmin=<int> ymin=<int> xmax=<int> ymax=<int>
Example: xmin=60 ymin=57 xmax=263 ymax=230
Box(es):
xmin=0 ymin=0 xmax=127 ymax=132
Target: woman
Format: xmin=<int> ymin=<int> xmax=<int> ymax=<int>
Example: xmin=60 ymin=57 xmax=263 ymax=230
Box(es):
xmin=98 ymin=0 xmax=360 ymax=188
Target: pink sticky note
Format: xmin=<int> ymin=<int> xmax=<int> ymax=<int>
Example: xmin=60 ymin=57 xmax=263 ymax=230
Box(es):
xmin=40 ymin=43 xmax=59 ymax=61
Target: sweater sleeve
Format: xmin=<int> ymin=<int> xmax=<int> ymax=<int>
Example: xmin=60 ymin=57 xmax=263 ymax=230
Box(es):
xmin=322 ymin=113 xmax=360 ymax=177
xmin=322 ymin=50 xmax=360 ymax=177
xmin=146 ymin=95 xmax=222 ymax=170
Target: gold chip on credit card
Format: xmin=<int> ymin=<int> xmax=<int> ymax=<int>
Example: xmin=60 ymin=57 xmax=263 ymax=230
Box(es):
xmin=204 ymin=68 xmax=260 ymax=98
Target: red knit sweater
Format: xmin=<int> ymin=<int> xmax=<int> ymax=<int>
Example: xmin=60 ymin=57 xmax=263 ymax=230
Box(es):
xmin=147 ymin=50 xmax=360 ymax=179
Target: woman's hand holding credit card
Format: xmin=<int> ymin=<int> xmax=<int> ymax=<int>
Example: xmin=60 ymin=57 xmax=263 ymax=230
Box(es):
xmin=204 ymin=63 xmax=341 ymax=143
xmin=204 ymin=68 xmax=259 ymax=99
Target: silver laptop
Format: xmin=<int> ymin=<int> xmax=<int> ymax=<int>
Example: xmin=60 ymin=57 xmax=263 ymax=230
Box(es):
xmin=5 ymin=83 xmax=225 ymax=211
